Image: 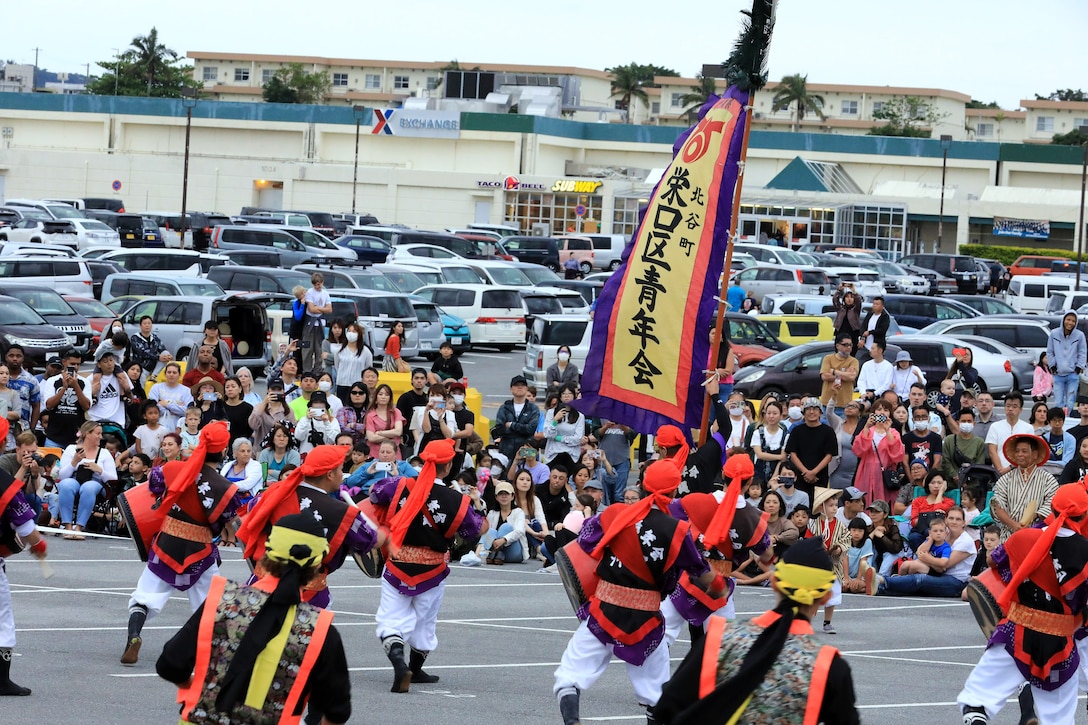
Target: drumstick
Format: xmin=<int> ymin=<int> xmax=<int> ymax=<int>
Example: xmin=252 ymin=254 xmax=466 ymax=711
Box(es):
xmin=1019 ymin=500 xmax=1038 ymax=528
xmin=340 ymin=490 xmax=379 ymax=531
xmin=38 ymin=558 xmax=54 ymax=579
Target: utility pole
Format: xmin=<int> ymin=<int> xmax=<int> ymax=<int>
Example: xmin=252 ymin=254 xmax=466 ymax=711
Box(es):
xmin=31 ymin=47 xmax=41 ymax=90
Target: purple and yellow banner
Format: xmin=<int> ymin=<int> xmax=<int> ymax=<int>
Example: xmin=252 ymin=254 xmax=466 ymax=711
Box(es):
xmin=575 ymin=88 xmax=750 ymax=435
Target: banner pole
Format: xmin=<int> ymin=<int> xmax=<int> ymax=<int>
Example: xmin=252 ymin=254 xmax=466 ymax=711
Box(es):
xmin=698 ymin=91 xmax=757 ymax=446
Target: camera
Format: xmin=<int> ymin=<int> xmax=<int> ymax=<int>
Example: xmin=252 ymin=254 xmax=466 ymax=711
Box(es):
xmin=29 ymin=452 xmax=42 ymax=463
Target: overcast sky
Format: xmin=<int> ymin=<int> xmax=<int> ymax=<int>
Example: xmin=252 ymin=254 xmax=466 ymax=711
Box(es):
xmin=9 ymin=0 xmax=1086 ymax=109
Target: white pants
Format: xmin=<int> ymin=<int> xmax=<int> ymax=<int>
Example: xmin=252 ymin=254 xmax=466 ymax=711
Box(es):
xmin=958 ymin=646 xmax=1079 ymax=723
xmin=553 ymin=621 xmax=670 ymax=707
xmin=826 ymin=579 xmax=842 ymax=608
xmin=1078 ymin=637 xmax=1088 ymax=692
xmin=0 ymin=561 xmax=14 ymax=648
xmin=128 ymin=564 xmax=218 ymax=619
xmin=660 ymin=594 xmax=736 ymax=650
xmin=374 ymin=578 xmax=445 ymax=652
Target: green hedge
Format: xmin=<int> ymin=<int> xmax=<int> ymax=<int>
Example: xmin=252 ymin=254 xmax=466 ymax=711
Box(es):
xmin=961 ymin=243 xmax=1081 ymax=266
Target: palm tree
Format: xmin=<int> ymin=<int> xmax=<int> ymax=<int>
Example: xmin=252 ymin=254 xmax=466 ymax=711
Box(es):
xmin=129 ymin=27 xmax=177 ymax=95
xmin=771 ymin=73 xmax=826 ymax=132
xmin=679 ymin=74 xmax=719 ymax=123
xmin=609 ymin=64 xmax=649 ymax=124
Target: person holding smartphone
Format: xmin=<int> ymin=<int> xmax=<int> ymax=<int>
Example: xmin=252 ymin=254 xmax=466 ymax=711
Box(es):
xmin=343 ymin=440 xmax=418 ymax=499
xmin=417 ymin=383 xmax=457 ymax=456
xmin=293 ymin=392 xmax=340 ymax=455
xmin=767 ymin=462 xmax=810 ymax=516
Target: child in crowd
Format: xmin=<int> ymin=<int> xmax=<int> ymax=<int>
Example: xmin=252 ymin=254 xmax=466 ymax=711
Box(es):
xmin=179 ymin=406 xmax=202 ymax=457
xmin=1032 ymin=352 xmax=1053 ymax=402
xmin=428 ymin=341 xmax=465 ymax=385
xmin=960 ymin=486 xmax=982 ymax=541
xmin=347 ymin=441 xmax=368 ymax=474
xmin=898 ymin=516 xmax=952 ymax=576
xmin=744 ymin=479 xmax=764 ymax=508
xmin=809 ymin=489 xmax=850 ymax=634
xmin=933 ymin=378 xmax=959 ymax=421
xmin=790 ymin=504 xmax=813 ymax=538
xmin=39 ymin=454 xmax=61 ymax=527
xmin=968 ymin=524 xmax=1001 ymax=580
xmin=132 ymin=400 xmax=166 ymax=462
xmin=842 ymin=516 xmax=875 ymax=593
xmin=119 ymin=453 xmax=152 ymax=492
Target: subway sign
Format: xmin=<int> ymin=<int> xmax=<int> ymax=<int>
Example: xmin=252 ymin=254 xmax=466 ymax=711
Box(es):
xmin=551 ymin=180 xmax=604 ymax=193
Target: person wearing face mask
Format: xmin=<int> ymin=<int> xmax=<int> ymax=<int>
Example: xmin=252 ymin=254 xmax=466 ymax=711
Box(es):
xmin=293 ymin=392 xmax=341 ymax=455
xmin=333 ymin=321 xmax=373 ymax=401
xmin=850 ymin=399 xmax=905 ymax=506
xmin=445 ymin=381 xmax=476 ymax=474
xmin=901 ymin=404 xmax=944 ymax=474
xmin=941 ymin=408 xmax=988 ymax=487
xmin=316 ymin=372 xmax=343 ymax=417
xmin=784 ymin=394 xmax=805 ymax=431
xmin=723 ymin=392 xmax=750 ymax=456
xmin=820 ymin=335 xmax=859 ymax=417
xmin=545 ymin=345 xmax=580 ymax=394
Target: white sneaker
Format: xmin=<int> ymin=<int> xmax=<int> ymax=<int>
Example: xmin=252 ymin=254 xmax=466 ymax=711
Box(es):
xmin=460 ymin=552 xmax=483 ymax=567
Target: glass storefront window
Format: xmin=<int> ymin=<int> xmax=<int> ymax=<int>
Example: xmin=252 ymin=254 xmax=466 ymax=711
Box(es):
xmin=505 ymin=191 xmax=604 ymax=235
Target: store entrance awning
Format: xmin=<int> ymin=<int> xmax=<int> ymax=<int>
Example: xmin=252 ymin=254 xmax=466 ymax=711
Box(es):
xmin=764 ymin=157 xmax=863 ymax=195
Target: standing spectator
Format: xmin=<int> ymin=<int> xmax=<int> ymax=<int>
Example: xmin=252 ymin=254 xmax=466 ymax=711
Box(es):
xmin=294 ymin=392 xmax=341 ymax=454
xmin=940 ymin=408 xmax=987 ymax=486
xmin=132 ymin=400 xmax=166 ymax=461
xmin=247 ymin=377 xmax=295 ymax=446
xmin=56 ymin=421 xmax=117 ymax=539
xmin=5 ymin=345 xmax=40 ymax=434
xmin=181 ymin=345 xmax=225 ymax=389
xmin=725 ymin=275 xmax=745 ymax=312
xmin=906 ymin=471 xmax=956 ymax=552
xmin=751 ymin=400 xmax=788 ymax=485
xmin=991 ymin=434 xmax=1058 ymax=540
xmin=831 ymin=285 xmax=863 ymax=353
xmin=541 ymin=384 xmax=585 ymax=470
xmin=901 ymin=404 xmax=943 ymax=472
xmin=234 ymin=367 xmax=263 ymax=408
xmin=365 ymin=383 xmax=404 ymax=458
xmin=946 ymin=346 xmax=980 ymax=397
xmin=321 ymin=318 xmax=348 ymax=382
xmin=122 ymin=362 xmax=148 ymax=441
xmin=535 ymin=465 xmax=573 ymax=536
xmin=494 ymin=375 xmax=541 ymax=463
xmin=1046 ymin=310 xmax=1087 ymax=413
xmin=859 ymin=296 xmax=890 ymax=351
xmin=382 ymin=321 xmax=409 ymax=373
xmin=191 ymin=377 xmax=227 ymax=428
xmin=1059 ymin=436 xmax=1088 ymax=484
xmin=39 ymin=350 xmax=90 ymax=449
xmin=129 ymin=315 xmax=172 ymax=381
xmin=0 ymin=365 xmax=21 ymax=449
xmin=986 ymin=392 xmax=1034 ymax=475
xmin=865 ymin=499 xmax=905 ymax=577
xmin=148 ymin=362 xmax=193 ymax=432
xmin=287 ymin=370 xmax=321 ymax=421
xmin=545 ymin=346 xmax=580 ymax=393
xmin=333 ymin=322 xmax=372 ymax=401
xmin=446 ymin=380 xmax=476 ymax=473
xmin=852 ymin=399 xmax=905 ymax=505
xmin=826 ymin=398 xmax=865 ymax=490
xmin=302 ymin=272 xmax=332 ymax=372
xmin=396 ymin=369 xmax=430 ymax=457
xmin=88 ymin=355 xmax=131 ymax=429
xmin=973 ymin=392 xmax=998 ymax=441
xmin=256 ymin=422 xmax=300 ymax=483
xmin=416 ymin=382 xmax=457 ymax=454
xmin=761 ymin=489 xmax=799 ymax=556
xmin=185 ymin=321 xmax=233 ymax=377
xmin=596 ymin=418 xmax=634 ymax=505
xmin=342 ymin=440 xmax=416 ymax=497
xmin=1032 ymin=352 xmax=1053 ymax=402
xmin=288 ymin=286 xmax=307 ymax=351
xmin=316 ymin=372 xmax=343 ymax=416
xmin=336 ymin=382 xmax=370 ymax=445
xmin=221 ymin=376 xmax=254 ymax=448
xmin=428 ymin=341 xmax=464 ymax=385
xmin=856 ymin=340 xmax=893 ymax=401
xmin=890 ymin=351 xmax=926 ymax=401
xmin=784 ymin=397 xmax=838 ymax=498
xmin=267 ymin=343 xmax=302 ymax=401
xmin=820 ymin=335 xmax=859 ymax=416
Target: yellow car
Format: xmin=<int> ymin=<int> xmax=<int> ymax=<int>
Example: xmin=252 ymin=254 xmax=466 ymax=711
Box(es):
xmin=755 ymin=314 xmax=834 ymax=346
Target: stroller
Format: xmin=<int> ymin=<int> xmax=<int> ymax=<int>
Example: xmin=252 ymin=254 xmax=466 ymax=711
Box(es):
xmin=958 ymin=463 xmax=998 ymax=495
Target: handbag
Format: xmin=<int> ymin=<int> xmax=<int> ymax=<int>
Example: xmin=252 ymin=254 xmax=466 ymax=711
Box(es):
xmin=872 ymin=437 xmax=905 ymax=491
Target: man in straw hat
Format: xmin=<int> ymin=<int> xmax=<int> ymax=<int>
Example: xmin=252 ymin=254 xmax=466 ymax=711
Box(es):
xmin=991 ymin=434 xmax=1059 ymax=541
xmin=957 ymin=484 xmax=1088 ymax=724
xmin=653 ymin=537 xmax=860 ymax=724
xmin=0 ymin=418 xmax=49 ymax=696
xmin=157 ymin=512 xmax=351 ymax=725
xmin=123 ymin=420 xmax=243 ymax=666
xmin=370 ymin=438 xmax=487 ymax=693
xmin=552 ymin=458 xmax=724 ymax=725
xmin=237 ymin=443 xmax=383 ymax=611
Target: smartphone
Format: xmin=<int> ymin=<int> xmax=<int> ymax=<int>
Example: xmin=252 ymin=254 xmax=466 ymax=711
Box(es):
xmin=66 ymin=366 xmax=77 ymax=376
xmin=519 ymin=447 xmax=535 ymax=459
xmin=590 ymin=450 xmax=601 ymax=459
xmin=376 ymin=461 xmax=393 ymax=472
xmin=301 ymin=340 xmax=312 ymax=349
xmin=270 ymin=393 xmax=283 ymax=402
xmin=436 ymin=401 xmax=446 ymax=410
xmin=952 ymin=347 xmax=967 ymax=358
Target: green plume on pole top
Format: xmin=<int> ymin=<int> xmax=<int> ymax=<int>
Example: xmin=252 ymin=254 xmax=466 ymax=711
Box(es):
xmin=722 ymin=0 xmax=778 ymax=92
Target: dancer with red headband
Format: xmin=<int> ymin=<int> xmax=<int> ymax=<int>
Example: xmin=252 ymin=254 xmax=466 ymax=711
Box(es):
xmin=370 ymin=438 xmax=488 ymax=693
xmin=958 ymin=484 xmax=1088 ymax=724
xmin=552 ymin=458 xmax=724 ymax=725
xmin=122 ymin=420 xmax=244 ymax=667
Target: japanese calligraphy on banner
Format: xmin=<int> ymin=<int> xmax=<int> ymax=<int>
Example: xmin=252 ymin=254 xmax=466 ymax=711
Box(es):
xmin=575 ymin=88 xmax=751 ymax=435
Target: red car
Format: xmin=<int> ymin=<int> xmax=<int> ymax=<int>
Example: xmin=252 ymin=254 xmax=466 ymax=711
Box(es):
xmin=63 ymin=296 xmax=118 ymax=349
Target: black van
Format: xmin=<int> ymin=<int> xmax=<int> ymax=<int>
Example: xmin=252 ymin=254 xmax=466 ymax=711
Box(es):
xmin=83 ymin=197 xmax=125 ymax=213
xmin=898 ymin=253 xmax=980 ymax=294
xmin=501 ymin=236 xmax=561 ymax=271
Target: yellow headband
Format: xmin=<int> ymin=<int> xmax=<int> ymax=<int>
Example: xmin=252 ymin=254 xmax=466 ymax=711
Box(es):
xmin=773 ymin=562 xmax=836 ymax=606
xmin=265 ymin=526 xmax=329 ymax=570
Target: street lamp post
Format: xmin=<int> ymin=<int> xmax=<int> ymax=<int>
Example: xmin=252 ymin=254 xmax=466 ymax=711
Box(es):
xmin=351 ymin=105 xmax=365 ymax=215
xmin=1076 ymin=125 xmax=1088 ymax=289
xmin=938 ymin=134 xmax=953 ymax=252
xmin=179 ymin=89 xmax=198 ymax=250
xmin=111 ymin=48 xmax=120 ymax=95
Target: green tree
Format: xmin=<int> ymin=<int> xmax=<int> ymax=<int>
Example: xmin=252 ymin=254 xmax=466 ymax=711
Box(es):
xmin=607 ymin=63 xmax=650 ymax=123
xmin=679 ymin=74 xmax=719 ymax=122
xmin=770 ymin=73 xmax=826 ymax=132
xmin=87 ymin=26 xmax=197 ymax=98
xmin=966 ymin=99 xmax=1001 ymax=109
xmin=261 ymin=63 xmax=331 ymax=105
xmin=1052 ymin=127 xmax=1088 ymax=145
xmin=1035 ymin=89 xmax=1087 ymax=102
xmin=867 ymin=96 xmax=946 ymax=138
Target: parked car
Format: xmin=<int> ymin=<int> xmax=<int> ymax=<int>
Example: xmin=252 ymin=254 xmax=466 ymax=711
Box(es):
xmin=730 ymin=265 xmax=830 ymax=300
xmin=406 ymin=298 xmax=449 ymax=358
xmin=760 ymin=294 xmax=836 ymax=315
xmin=207 ymin=265 xmax=314 ymax=295
xmin=918 ymin=318 xmax=1051 ymax=361
xmin=904 ymin=334 xmax=1015 ymax=395
xmin=876 ymin=293 xmax=980 ymax=329
xmin=823 ymin=267 xmax=886 ymax=298
xmin=210 ymin=225 xmax=334 ymax=266
xmin=1009 ymin=255 xmax=1066 ymax=277
xmin=945 ymin=295 xmax=1018 ymax=316
xmin=392 ymin=230 xmax=491 ymax=259
xmin=268 ymin=225 xmax=356 ymax=261
xmin=407 ymin=296 xmax=472 ymax=354
xmin=898 ymin=253 xmax=979 ymax=294
xmin=755 ymin=315 xmax=835 ymax=346
xmin=1046 ymin=291 xmax=1088 ymax=315
xmin=558 ymin=233 xmax=626 ymax=271
xmin=371 ymin=264 xmax=428 ymax=294
xmin=0 ymin=295 xmax=71 ymax=366
xmin=102 ymin=272 xmax=225 ymax=301
xmin=522 ymin=314 xmax=592 ymax=387
xmin=118 ymin=294 xmax=276 ymax=371
xmin=291 ymin=264 xmax=403 ymax=294
xmin=387 ymin=243 xmax=465 ymax=262
xmin=500 ymin=236 xmax=561 ymax=270
xmin=899 ymin=263 xmax=957 ymax=295
xmin=414 ymin=284 xmax=526 ymax=350
xmin=733 ymin=243 xmax=814 ymax=266
xmin=466 ymin=260 xmax=534 ymax=287
xmin=932 ymin=333 xmax=1034 ymax=395
xmin=330 ymin=289 xmax=420 ymax=359
xmin=509 ymin=261 xmax=561 ymax=286
xmin=3 ymin=199 xmax=86 ymax=220
xmin=96 ymin=248 xmax=230 ymax=276
xmin=721 ymin=313 xmax=789 ymax=365
xmin=0 ymin=284 xmax=94 ymax=356
xmin=85 ymin=260 xmax=126 ymax=300
xmin=112 ymin=214 xmax=162 ymax=248
xmin=395 ymin=260 xmax=490 ymax=286
xmin=331 ymin=234 xmax=390 ymax=263
xmin=62 ymin=295 xmax=118 ymax=349
xmin=871 ymin=261 xmax=929 ymax=295
xmin=0 ymin=218 xmax=81 ymax=247
xmin=0 ymin=256 xmax=95 ymax=295
xmin=1004 ymin=275 xmax=1087 ymax=314
xmin=520 ymin=289 xmax=564 ymax=343
xmin=554 ymin=236 xmax=595 ymax=274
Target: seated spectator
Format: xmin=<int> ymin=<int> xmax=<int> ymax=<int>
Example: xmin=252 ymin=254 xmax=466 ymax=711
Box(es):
xmin=581 ymin=478 xmax=604 ymax=510
xmin=570 ymin=464 xmax=594 ymax=497
xmin=132 ymin=399 xmax=166 ymax=462
xmin=908 ymin=471 xmax=956 ymax=552
xmin=866 ymin=499 xmax=905 ymax=577
xmin=364 ymin=384 xmax=404 ymax=458
xmin=179 ymin=406 xmax=202 ymax=457
xmin=968 ymin=525 xmax=1001 ymax=580
xmin=220 ymin=438 xmax=263 ymax=500
xmin=346 ymin=440 xmax=368 ymax=475
xmin=512 ymin=469 xmax=547 ymax=557
xmin=190 ymin=376 xmax=226 ymax=428
xmin=0 ymin=431 xmax=45 ymax=518
xmin=362 ymin=367 xmax=380 ymax=397
xmin=622 ymin=487 xmax=641 ymax=504
xmin=960 ymin=486 xmax=983 ymax=541
xmin=841 ymin=516 xmax=875 ymax=593
xmin=88 ymin=354 xmax=132 ymax=430
xmin=316 ymin=372 xmax=343 ymax=417
xmin=257 ymin=422 xmax=301 ymax=484
xmin=1040 ymin=407 xmax=1075 ymax=475
xmin=122 ymin=362 xmax=148 ymax=441
xmin=428 ymin=341 xmax=464 ymax=385
xmin=867 ymin=507 xmax=975 ymax=597
xmin=506 ymin=445 xmax=550 ymax=485
xmin=0 ymin=364 xmax=23 ymax=449
xmin=893 ymin=459 xmax=931 ymax=516
xmin=336 ymin=383 xmax=370 ymax=445
xmin=475 ymin=481 xmax=527 ymax=565
xmin=760 ymin=489 xmax=799 ymax=557
xmin=221 ymin=376 xmax=254 ymax=448
xmin=181 ymin=345 xmax=226 ymax=389
xmin=117 ymin=453 xmax=151 ymax=492
xmin=155 ymin=432 xmax=184 ymax=467
xmin=1059 ymin=435 xmax=1088 ymax=484
xmin=535 ymin=464 xmax=573 ymax=547
xmin=148 ymin=362 xmax=193 ymax=432
xmin=539 ymin=492 xmax=599 ymax=568
xmin=39 ymin=350 xmax=90 ymax=449
xmin=294 ymin=392 xmax=341 ymax=454
xmin=767 ymin=462 xmax=810 ymax=516
xmin=56 ymin=421 xmax=117 ymax=540
xmin=185 ymin=320 xmax=233 ymax=376
xmin=790 ymin=504 xmax=813 ymax=537
xmin=343 ymin=440 xmax=416 ymax=498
